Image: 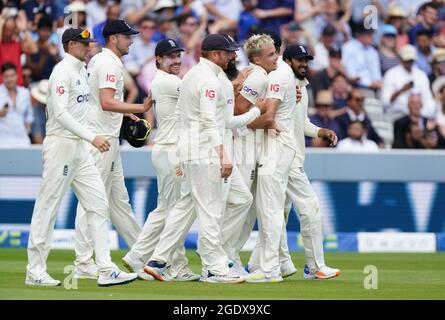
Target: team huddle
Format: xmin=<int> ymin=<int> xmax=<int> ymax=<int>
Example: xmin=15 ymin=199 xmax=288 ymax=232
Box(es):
xmin=25 ymin=19 xmax=340 ymax=287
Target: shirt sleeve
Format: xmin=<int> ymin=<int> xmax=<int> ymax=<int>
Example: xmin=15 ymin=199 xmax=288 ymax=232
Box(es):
xmin=304 ymin=116 xmax=320 ymax=138
xmin=49 ymin=70 xmax=95 ymax=142
xmin=199 ymin=78 xmax=222 ymax=147
xmin=23 ymin=90 xmax=34 ymax=124
xmin=239 ymin=73 xmax=263 ymax=104
xmin=225 ymin=105 xmax=261 ymax=129
xmin=164 ymin=75 xmax=181 ymax=99
xmin=97 ymin=62 xmax=118 ymax=90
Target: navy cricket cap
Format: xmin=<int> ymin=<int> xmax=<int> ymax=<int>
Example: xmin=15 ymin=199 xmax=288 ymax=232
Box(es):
xmin=155 ymin=38 xmax=184 ymax=56
xmin=62 ymin=28 xmax=96 ymax=44
xmin=257 ymin=28 xmax=282 ymax=49
xmin=201 ymin=34 xmax=240 ymax=51
xmin=103 ymin=19 xmax=139 ymax=38
xmin=283 ymin=44 xmax=314 ymax=61
xmin=221 ymin=34 xmax=242 ymax=49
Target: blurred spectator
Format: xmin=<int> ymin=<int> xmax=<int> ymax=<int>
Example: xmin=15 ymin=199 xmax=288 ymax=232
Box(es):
xmin=342 ymin=25 xmax=382 ymax=90
xmin=386 ymin=5 xmax=409 ymax=51
xmin=0 ymin=62 xmax=33 ymax=146
xmin=382 ymin=44 xmax=436 ymax=120
xmin=311 ymin=46 xmax=347 ymax=96
xmin=86 ymin=0 xmax=108 ymax=31
xmin=408 ymin=1 xmax=438 ymax=45
xmin=307 ymin=89 xmax=343 ymax=147
xmin=0 ymin=14 xmax=37 ymax=85
xmin=152 ymin=10 xmax=177 ymax=42
xmin=203 ymin=0 xmax=241 ymax=34
xmin=415 ymin=29 xmax=434 ymax=76
xmin=238 ymin=0 xmax=260 ymax=41
xmin=429 ymin=48 xmax=445 ymax=84
xmin=312 ymin=0 xmax=351 ymax=46
xmin=176 ymin=13 xmax=207 ymax=77
xmin=23 ymin=0 xmax=58 ymax=26
xmin=22 ymin=64 xmax=33 ymax=87
xmin=281 ymin=20 xmax=315 ymax=54
xmin=30 ymin=78 xmax=48 ymax=144
xmin=175 ymin=0 xmax=206 ymax=19
xmin=56 ymin=1 xmax=88 ymax=58
xmin=92 ymin=2 xmax=121 ymax=47
xmin=310 ymin=24 xmax=337 ymax=73
xmin=253 ymin=0 xmax=293 ymax=35
xmin=294 ymin=0 xmax=323 ymax=37
xmin=121 ymin=0 xmax=159 ymax=26
xmin=330 ymin=72 xmax=350 ymax=110
xmin=378 ymin=24 xmax=400 ymax=75
xmin=336 ymin=121 xmax=379 ymax=152
xmin=29 ymin=15 xmax=60 ymax=81
xmin=393 ymin=93 xmax=445 ymax=148
xmin=336 ymin=88 xmax=384 ymax=147
xmin=123 ymin=16 xmax=157 ymax=77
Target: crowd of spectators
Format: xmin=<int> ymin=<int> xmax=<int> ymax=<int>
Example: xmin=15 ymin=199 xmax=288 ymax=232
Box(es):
xmin=2 ymin=0 xmax=445 ymax=151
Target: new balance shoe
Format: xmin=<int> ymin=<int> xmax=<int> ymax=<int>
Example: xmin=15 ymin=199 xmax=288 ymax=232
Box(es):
xmin=74 ymin=262 xmax=98 ymax=280
xmin=315 ymin=266 xmax=340 ymax=280
xmin=229 ymin=260 xmax=248 ymax=277
xmin=122 ymin=253 xmax=154 ymax=281
xmin=245 ymin=270 xmax=283 ymax=283
xmin=97 ymin=268 xmax=138 ymax=287
xmin=143 ymin=261 xmax=171 ymax=282
xmin=169 ymin=267 xmax=200 ymax=282
xmin=280 ymin=260 xmax=297 ymax=278
xmin=303 ymin=265 xmax=340 ymax=280
xmin=25 ymin=272 xmax=61 ymax=287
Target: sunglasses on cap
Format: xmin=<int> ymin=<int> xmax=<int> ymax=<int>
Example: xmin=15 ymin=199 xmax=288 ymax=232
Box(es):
xmin=80 ymin=29 xmax=90 ymax=39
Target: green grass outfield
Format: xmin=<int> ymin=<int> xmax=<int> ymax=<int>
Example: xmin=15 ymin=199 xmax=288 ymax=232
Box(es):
xmin=0 ymin=248 xmax=444 ymax=300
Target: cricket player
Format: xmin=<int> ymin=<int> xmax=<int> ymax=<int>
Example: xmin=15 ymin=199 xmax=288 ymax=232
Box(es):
xmin=122 ymin=39 xmax=200 ymax=281
xmin=247 ymin=44 xmax=341 ymax=280
xmin=144 ymin=34 xmax=244 ymax=284
xmin=73 ymin=19 xmax=152 ymax=279
xmin=218 ymin=35 xmax=267 ymax=276
xmin=229 ymin=34 xmax=279 ymax=272
xmin=26 ymin=28 xmax=137 ymax=287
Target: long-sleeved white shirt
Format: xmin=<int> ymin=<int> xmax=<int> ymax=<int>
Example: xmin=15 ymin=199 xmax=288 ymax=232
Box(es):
xmin=219 ymin=72 xmax=261 ymax=162
xmin=295 ymin=76 xmax=320 ymax=167
xmin=45 ymin=54 xmax=95 ymax=142
xmin=87 ymin=48 xmax=125 ymax=137
xmin=177 ymin=58 xmax=225 ymax=162
xmin=382 ymin=64 xmax=436 ymax=118
xmin=151 ymin=69 xmax=182 ymax=145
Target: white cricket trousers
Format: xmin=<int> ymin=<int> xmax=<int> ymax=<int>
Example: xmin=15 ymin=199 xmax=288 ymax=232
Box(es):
xmin=150 ymin=161 xmax=229 ymax=276
xmin=248 ymin=158 xmax=325 ymax=273
xmin=74 ymin=137 xmax=141 ymax=266
xmin=126 ymin=144 xmax=189 ymax=276
xmin=255 ymin=142 xmax=295 ymax=275
xmin=27 ymin=136 xmax=115 ymax=278
xmin=232 ymin=135 xmax=259 ymax=260
xmin=220 ymin=165 xmax=253 ymax=262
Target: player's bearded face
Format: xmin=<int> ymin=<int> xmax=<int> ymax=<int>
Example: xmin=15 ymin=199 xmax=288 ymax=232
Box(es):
xmin=290 ymin=58 xmax=308 ymax=80
xmin=163 ymin=52 xmax=182 ymax=75
xmin=116 ymin=34 xmax=133 ymax=56
xmin=225 ymin=57 xmax=238 ymax=78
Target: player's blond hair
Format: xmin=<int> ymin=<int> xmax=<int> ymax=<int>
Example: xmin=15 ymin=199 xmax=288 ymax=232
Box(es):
xmin=244 ymin=34 xmax=275 ymax=62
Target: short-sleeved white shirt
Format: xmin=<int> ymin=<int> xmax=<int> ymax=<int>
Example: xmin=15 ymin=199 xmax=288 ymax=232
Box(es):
xmin=265 ymin=62 xmax=297 ymax=152
xmin=87 ymin=48 xmax=125 ymax=137
xmin=151 ymin=69 xmax=181 ymax=145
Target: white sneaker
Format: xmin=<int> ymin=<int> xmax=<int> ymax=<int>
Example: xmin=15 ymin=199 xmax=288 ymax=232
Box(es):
xmin=122 ymin=254 xmax=154 ymax=281
xmin=97 ymin=268 xmax=138 ymax=287
xmin=303 ymin=264 xmax=340 ymax=280
xmin=74 ymin=262 xmax=98 ymax=280
xmin=25 ymin=272 xmax=61 ymax=287
xmin=280 ymin=260 xmax=297 ymax=278
xmin=245 ymin=270 xmax=283 ymax=283
xmin=230 ymin=260 xmax=248 ymax=277
xmin=204 ymin=270 xmax=245 ymax=284
xmin=144 ymin=261 xmax=171 ymax=282
xmin=169 ymin=267 xmax=200 ymax=282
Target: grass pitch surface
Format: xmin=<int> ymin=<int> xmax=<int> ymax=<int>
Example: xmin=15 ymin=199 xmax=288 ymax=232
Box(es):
xmin=1 ymin=249 xmax=444 ymax=300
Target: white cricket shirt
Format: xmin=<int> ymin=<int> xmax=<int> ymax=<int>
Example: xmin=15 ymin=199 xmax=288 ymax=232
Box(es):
xmin=45 ymin=54 xmax=95 ymax=142
xmin=87 ymin=48 xmax=125 ymax=137
xmin=151 ymin=69 xmax=181 ymax=145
